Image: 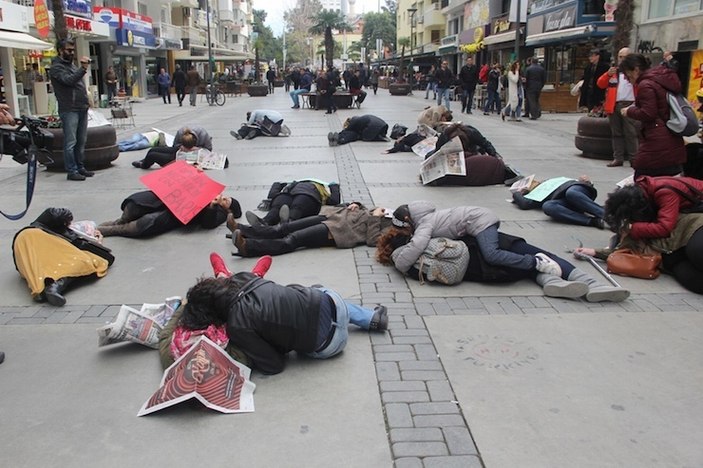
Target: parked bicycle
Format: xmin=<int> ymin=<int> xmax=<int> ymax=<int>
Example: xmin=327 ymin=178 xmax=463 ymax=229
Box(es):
xmin=205 ymin=83 xmax=226 ymax=106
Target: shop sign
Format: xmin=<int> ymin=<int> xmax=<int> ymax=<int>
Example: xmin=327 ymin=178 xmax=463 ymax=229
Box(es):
xmin=66 ymin=14 xmax=92 ymax=32
xmin=94 ymin=6 xmax=121 ymax=28
xmin=63 ymin=0 xmax=93 ymax=20
xmin=116 ymin=28 xmax=155 ymax=48
xmin=544 ymin=5 xmax=576 ymax=32
xmin=34 ymin=0 xmax=50 ymax=38
xmin=0 ymin=0 xmax=30 ymax=33
xmin=122 ymin=10 xmax=153 ymax=35
xmin=493 ymin=18 xmax=511 ymax=34
xmin=529 ymin=0 xmax=571 ymax=15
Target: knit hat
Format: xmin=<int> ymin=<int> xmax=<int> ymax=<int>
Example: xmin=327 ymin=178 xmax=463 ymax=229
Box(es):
xmin=392 ymin=204 xmax=411 ymax=228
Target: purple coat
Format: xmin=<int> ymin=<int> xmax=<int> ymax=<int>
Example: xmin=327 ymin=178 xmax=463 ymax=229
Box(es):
xmin=626 ymin=65 xmax=686 ymax=174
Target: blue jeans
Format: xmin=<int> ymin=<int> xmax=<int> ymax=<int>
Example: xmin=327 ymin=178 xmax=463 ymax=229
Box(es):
xmin=290 ymin=88 xmax=309 ymax=107
xmin=307 ymin=288 xmax=375 ymax=360
xmin=60 ymin=110 xmax=88 ymax=174
xmin=503 ymin=96 xmax=523 ymax=119
xmin=484 ymin=89 xmax=501 ymax=113
xmin=424 ymin=82 xmax=435 ymax=99
xmin=436 ymin=87 xmax=450 ymax=110
xmin=475 ymin=223 xmax=535 ymax=270
xmin=509 ymin=239 xmax=575 ymax=279
xmin=462 ymin=87 xmax=475 ymax=111
xmin=542 ymin=185 xmax=604 ymax=226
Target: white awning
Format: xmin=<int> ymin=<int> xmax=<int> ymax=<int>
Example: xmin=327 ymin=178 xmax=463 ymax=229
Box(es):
xmin=525 ymin=25 xmax=594 ymax=46
xmin=483 ymin=30 xmax=517 ymax=46
xmin=0 ymin=30 xmax=52 ymax=50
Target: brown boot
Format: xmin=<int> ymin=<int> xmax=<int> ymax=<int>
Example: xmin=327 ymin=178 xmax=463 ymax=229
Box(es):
xmin=231 ymin=229 xmax=248 ymax=256
xmin=226 ymin=213 xmax=238 ymax=233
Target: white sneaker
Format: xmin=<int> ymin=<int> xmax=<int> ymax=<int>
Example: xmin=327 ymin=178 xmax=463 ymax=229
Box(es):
xmin=534 ymin=253 xmax=562 ymax=277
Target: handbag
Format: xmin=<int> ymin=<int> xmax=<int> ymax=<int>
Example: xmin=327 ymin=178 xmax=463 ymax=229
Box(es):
xmin=570 ymin=80 xmax=584 ymax=96
xmin=606 ymin=248 xmax=662 ymax=279
xmin=415 ymin=238 xmax=470 ymax=285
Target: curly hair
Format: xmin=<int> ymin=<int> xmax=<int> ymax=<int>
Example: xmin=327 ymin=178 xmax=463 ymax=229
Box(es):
xmin=375 ymin=227 xmax=413 ymax=265
xmin=180 ymin=277 xmax=232 ymax=330
xmin=604 ymin=185 xmax=656 ymax=233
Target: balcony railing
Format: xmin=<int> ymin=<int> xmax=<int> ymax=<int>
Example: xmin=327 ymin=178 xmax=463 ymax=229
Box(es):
xmin=180 ymin=26 xmax=207 ymax=46
xmin=219 ymin=10 xmax=235 ymax=23
xmin=154 ymin=22 xmax=182 ymax=40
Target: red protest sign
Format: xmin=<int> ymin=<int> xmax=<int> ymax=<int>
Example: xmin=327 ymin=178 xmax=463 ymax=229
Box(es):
xmin=140 ymin=161 xmax=225 ymax=224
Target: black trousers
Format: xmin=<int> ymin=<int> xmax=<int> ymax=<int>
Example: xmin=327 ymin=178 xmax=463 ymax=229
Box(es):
xmin=263 ymin=194 xmax=321 ymax=225
xmin=526 ymin=90 xmax=541 ymax=119
xmin=175 ymin=86 xmax=186 ymax=105
xmin=141 ymin=146 xmax=178 ymax=168
xmin=243 ymin=224 xmax=335 ymax=256
xmin=665 ymin=227 xmax=703 ymax=293
xmin=240 ymin=215 xmax=326 ymax=239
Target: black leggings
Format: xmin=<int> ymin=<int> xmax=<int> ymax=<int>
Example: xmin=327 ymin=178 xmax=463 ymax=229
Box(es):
xmin=243 ymin=224 xmax=335 ymax=256
xmin=665 ymin=227 xmax=703 ymax=294
xmin=141 ymin=146 xmax=178 ymax=168
xmin=263 ymin=194 xmax=321 ymax=225
xmin=240 ymin=215 xmax=326 ymax=239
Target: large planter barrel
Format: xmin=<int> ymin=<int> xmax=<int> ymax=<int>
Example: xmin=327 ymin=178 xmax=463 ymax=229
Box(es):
xmin=389 ymin=83 xmax=412 ymax=96
xmin=575 ymin=116 xmax=613 ymax=160
xmin=247 ymin=84 xmax=269 ymax=96
xmin=45 ymin=125 xmax=119 ymax=171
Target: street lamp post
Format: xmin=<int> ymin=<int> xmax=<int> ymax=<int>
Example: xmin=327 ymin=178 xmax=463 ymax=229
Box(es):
xmin=206 ymin=0 xmax=214 ymax=87
xmin=407 ymin=8 xmax=417 ymax=53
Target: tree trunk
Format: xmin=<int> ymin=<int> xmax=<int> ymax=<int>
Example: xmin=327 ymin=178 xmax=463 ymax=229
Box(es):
xmin=325 ymin=27 xmax=333 ymax=70
xmin=50 ymin=0 xmax=67 ymax=41
xmin=612 ymin=0 xmax=634 ymax=54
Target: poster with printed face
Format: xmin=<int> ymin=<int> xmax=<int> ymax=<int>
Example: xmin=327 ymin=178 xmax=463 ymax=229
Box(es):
xmin=138 ymin=336 xmax=256 ymax=416
xmin=687 ymin=50 xmax=703 ymax=107
xmin=140 ymin=161 xmax=225 ymax=224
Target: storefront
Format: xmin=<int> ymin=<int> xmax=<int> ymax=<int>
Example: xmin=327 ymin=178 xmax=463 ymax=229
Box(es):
xmin=0 ymin=0 xmax=52 ymax=117
xmin=93 ymin=7 xmax=155 ymax=98
xmin=482 ymin=15 xmax=523 ymax=65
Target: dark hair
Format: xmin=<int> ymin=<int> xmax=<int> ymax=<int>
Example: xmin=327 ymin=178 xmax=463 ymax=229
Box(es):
xmin=392 ymin=204 xmax=411 ymax=228
xmin=603 ymin=185 xmax=656 ymax=233
xmin=180 ymin=277 xmax=231 ymax=330
xmin=375 ymin=227 xmax=413 ymax=265
xmin=180 ymin=129 xmax=197 ymax=149
xmin=509 ymin=61 xmax=519 ymax=73
xmin=619 ymin=54 xmax=652 ymax=74
xmin=589 ymin=48 xmax=601 ymax=56
xmin=56 ymin=37 xmax=75 ymax=52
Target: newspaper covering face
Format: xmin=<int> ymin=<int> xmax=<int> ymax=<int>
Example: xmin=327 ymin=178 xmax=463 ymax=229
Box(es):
xmin=97 ymin=297 xmax=182 ymax=348
xmin=175 ymin=148 xmax=228 ymax=170
xmin=420 ymin=136 xmax=467 ymax=185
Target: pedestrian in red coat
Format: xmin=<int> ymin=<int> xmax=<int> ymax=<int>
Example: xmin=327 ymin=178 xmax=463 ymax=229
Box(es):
xmin=620 ymin=54 xmax=686 ymax=177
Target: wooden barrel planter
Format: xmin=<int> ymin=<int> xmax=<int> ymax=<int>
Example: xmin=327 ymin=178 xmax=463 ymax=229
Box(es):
xmin=247 ymin=84 xmax=269 ymax=96
xmin=44 ymin=125 xmax=119 ymax=171
xmin=274 ymin=80 xmax=285 ymax=88
xmin=389 ymin=83 xmax=412 ymax=96
xmin=575 ymin=115 xmax=613 ymax=160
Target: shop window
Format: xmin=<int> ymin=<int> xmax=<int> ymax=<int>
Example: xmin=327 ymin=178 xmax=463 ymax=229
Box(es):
xmin=648 ymin=0 xmax=703 ymax=18
xmin=500 ymin=0 xmax=510 ymax=15
xmin=138 ymin=2 xmax=148 ymax=17
xmin=582 ymin=0 xmax=605 ymax=15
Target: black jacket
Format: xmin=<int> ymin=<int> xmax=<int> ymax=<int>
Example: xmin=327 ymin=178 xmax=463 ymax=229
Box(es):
xmin=434 ymin=124 xmax=498 ymax=158
xmin=486 ymin=68 xmax=501 ymax=91
xmin=524 ymin=63 xmax=546 ymax=92
xmin=267 ymin=181 xmax=341 ymax=206
xmin=459 ymin=64 xmax=479 ymax=90
xmin=435 ymin=67 xmax=454 ymax=88
xmin=225 ymin=273 xmax=324 ymax=374
xmin=172 ymin=69 xmax=187 ymax=89
xmin=346 ymin=115 xmax=389 ymax=140
xmin=49 ymin=56 xmax=89 ymax=113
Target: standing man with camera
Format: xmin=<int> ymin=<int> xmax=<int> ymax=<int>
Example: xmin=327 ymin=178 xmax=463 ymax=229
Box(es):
xmin=49 ymin=38 xmax=93 ymax=181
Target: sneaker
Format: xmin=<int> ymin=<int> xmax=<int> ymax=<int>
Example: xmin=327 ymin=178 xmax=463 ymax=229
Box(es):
xmin=279 ymin=204 xmax=290 ymax=223
xmin=327 ymin=132 xmax=338 ymax=147
xmin=231 ymin=229 xmax=247 ymax=255
xmin=67 ymin=172 xmax=86 ymax=181
xmin=245 ymin=129 xmax=258 ymax=140
xmin=369 ymin=305 xmax=388 ymax=331
xmin=534 ymin=253 xmax=562 ymax=277
xmin=230 ymin=130 xmax=243 ymax=140
xmin=590 ymin=217 xmax=606 ymax=230
xmin=157 ymin=132 xmax=166 ymax=147
xmin=251 ymin=255 xmax=273 ymax=277
xmin=78 ymin=168 xmax=94 ymax=177
xmin=245 ymin=211 xmax=264 ymax=227
xmin=226 ymin=212 xmax=238 ymax=233
xmin=131 ymin=161 xmax=143 ymax=169
xmin=209 ymin=252 xmax=232 ymax=278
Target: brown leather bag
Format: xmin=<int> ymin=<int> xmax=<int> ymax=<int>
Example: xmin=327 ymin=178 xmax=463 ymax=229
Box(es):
xmin=606 ymin=248 xmax=662 ymax=279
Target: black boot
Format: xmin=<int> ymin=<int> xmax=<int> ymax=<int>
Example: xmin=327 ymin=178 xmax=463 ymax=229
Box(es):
xmin=43 ymin=277 xmax=74 ymax=307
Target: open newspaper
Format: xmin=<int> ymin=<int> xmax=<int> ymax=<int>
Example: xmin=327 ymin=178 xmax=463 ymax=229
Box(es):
xmin=420 ymin=135 xmax=466 ymax=185
xmin=97 ymin=297 xmax=181 ymax=349
xmin=175 ymin=148 xmax=227 ymax=170
xmin=138 ymin=336 xmax=256 ymax=416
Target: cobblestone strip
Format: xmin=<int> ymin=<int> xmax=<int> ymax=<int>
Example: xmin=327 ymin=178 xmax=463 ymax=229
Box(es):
xmin=333 ymin=141 xmax=484 ymax=467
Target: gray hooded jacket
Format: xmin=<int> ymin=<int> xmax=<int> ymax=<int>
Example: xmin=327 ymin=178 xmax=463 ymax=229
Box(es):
xmin=393 ymin=200 xmax=499 ymax=273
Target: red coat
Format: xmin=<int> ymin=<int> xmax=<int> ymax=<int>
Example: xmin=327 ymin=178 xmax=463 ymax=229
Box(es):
xmin=630 ymin=176 xmax=703 ymax=239
xmin=625 ymin=65 xmax=686 ymax=173
xmin=596 ymin=70 xmax=618 ymax=115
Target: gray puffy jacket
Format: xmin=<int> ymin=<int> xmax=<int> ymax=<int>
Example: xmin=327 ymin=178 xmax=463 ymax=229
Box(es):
xmin=392 ymin=200 xmax=500 ymax=273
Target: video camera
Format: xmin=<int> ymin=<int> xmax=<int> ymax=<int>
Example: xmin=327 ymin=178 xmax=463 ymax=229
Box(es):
xmin=0 ymin=115 xmax=54 ymax=165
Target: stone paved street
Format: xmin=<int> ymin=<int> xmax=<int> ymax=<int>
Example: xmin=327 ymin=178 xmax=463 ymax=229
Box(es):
xmin=1 ymin=87 xmax=701 ymax=468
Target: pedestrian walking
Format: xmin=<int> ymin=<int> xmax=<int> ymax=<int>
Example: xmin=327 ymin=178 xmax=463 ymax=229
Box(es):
xmin=435 ymin=61 xmax=454 ymax=111
xmin=459 ymin=56 xmax=479 ymax=114
xmin=158 ymin=68 xmax=171 ymax=104
xmin=187 ymin=65 xmax=201 ymax=106
xmin=524 ymin=57 xmax=546 ymax=119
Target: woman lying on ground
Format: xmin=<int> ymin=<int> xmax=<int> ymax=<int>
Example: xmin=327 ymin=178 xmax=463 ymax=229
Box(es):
xmin=231 ymin=202 xmax=393 ymax=257
xmin=12 ymin=208 xmax=114 ymax=306
xmin=376 ymin=226 xmax=629 ymax=302
xmin=574 ymin=175 xmax=703 ymax=293
xmin=424 ymin=123 xmax=517 ymax=186
xmin=98 ymin=191 xmax=241 ymax=238
xmin=132 ymin=126 xmax=214 ymax=169
xmin=163 ymin=255 xmax=388 ymax=374
xmin=245 ymin=179 xmax=341 ymax=227
xmin=511 ymin=175 xmax=606 ymax=229
xmin=327 ymin=115 xmax=389 ymax=146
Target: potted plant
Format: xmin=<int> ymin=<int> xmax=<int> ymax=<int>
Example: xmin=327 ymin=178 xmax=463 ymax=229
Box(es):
xmin=42 ymin=118 xmax=119 ymax=171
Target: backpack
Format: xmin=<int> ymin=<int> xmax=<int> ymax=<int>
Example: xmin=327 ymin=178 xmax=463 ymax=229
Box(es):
xmin=414 ymin=238 xmax=470 ymax=285
xmin=666 ymin=93 xmax=699 ymax=137
xmin=655 ymin=179 xmax=703 ymax=213
xmin=478 ymin=65 xmax=489 ymax=83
